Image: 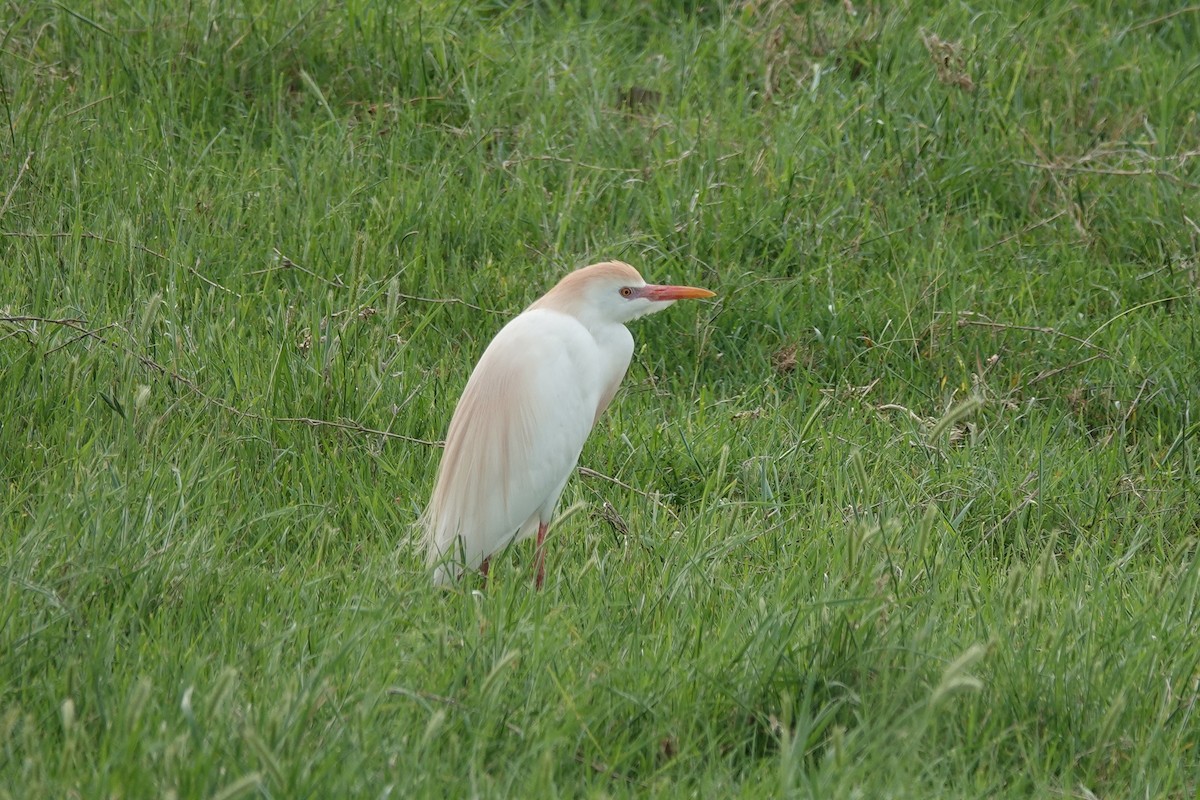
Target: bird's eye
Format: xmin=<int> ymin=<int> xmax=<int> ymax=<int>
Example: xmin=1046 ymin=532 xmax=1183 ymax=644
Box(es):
xmin=619 ymin=287 xmax=634 ymax=298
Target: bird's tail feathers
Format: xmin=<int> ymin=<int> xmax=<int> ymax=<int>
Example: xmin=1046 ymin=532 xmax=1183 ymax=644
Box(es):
xmin=421 ymin=502 xmax=466 ymax=586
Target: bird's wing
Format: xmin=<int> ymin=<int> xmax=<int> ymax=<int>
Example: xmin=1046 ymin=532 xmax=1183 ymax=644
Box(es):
xmin=425 ymin=310 xmax=607 ymax=576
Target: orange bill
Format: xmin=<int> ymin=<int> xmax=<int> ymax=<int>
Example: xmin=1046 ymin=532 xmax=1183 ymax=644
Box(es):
xmin=640 ymin=284 xmax=716 ymax=301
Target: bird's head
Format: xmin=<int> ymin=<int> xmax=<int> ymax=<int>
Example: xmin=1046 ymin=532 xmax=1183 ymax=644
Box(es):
xmin=533 ymin=261 xmax=715 ymax=325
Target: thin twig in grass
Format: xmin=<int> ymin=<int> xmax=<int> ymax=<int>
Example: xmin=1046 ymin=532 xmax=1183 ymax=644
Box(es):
xmin=1125 ymin=5 xmax=1200 ymax=32
xmin=1018 ymin=161 xmax=1200 ymax=187
xmin=310 ymin=285 xmax=505 ymax=317
xmin=0 ymin=314 xmax=442 ymax=447
xmin=980 ymin=209 xmax=1069 ymax=252
xmin=4 ymin=229 xmax=170 ymax=260
xmin=501 ymin=148 xmax=710 ymax=173
xmin=955 ymin=312 xmax=1107 ymax=352
xmin=4 ymin=313 xmax=241 ymax=408
xmin=0 ymin=150 xmax=34 ymax=219
xmin=50 ymin=2 xmax=113 ymax=36
xmin=3 ymin=315 xmax=105 ymax=344
xmin=1083 ymin=296 xmax=1189 ymax=347
xmin=1025 ymin=353 xmax=1107 ymax=385
xmin=44 ymin=322 xmax=120 ymax=356
xmin=194 ymin=392 xmax=441 ymax=447
xmin=1017 ymin=149 xmax=1200 ymax=188
xmin=62 ymin=94 xmax=113 ymax=117
xmin=393 ymin=292 xmax=506 ymax=315
xmin=269 ymin=415 xmax=439 ymax=446
xmin=501 ymin=155 xmax=644 ymax=173
xmin=0 ymin=230 xmax=241 ymax=296
xmin=272 ymin=233 xmax=506 ymax=315
xmin=578 ymin=466 xmax=680 ymax=522
xmin=188 ymin=258 xmax=241 ymax=297
xmin=0 ymin=327 xmax=28 ymax=345
xmin=251 ymin=248 xmax=347 ymax=288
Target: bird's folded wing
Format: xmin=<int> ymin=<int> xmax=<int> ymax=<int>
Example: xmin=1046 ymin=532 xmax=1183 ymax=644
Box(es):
xmin=425 ymin=310 xmax=605 ymax=570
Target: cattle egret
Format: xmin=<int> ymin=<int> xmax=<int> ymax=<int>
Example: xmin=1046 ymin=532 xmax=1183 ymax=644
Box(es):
xmin=423 ymin=261 xmax=715 ymax=587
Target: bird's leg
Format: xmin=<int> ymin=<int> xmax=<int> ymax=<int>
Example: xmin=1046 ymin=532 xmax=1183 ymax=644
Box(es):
xmin=479 ymin=556 xmax=490 ymax=586
xmin=534 ymin=521 xmax=549 ymax=589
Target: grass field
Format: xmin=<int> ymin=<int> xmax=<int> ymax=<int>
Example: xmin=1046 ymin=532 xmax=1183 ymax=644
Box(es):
xmin=3 ymin=1 xmax=1199 ymax=796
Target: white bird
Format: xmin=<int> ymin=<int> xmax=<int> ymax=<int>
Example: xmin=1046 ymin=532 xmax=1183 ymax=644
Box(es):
xmin=423 ymin=261 xmax=715 ymax=587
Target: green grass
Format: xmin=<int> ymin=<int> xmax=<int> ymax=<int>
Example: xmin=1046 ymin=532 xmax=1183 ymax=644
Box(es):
xmin=2 ymin=0 xmax=1199 ymax=796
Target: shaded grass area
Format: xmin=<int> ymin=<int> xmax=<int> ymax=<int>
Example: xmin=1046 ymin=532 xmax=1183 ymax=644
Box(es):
xmin=2 ymin=1 xmax=1198 ymax=796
